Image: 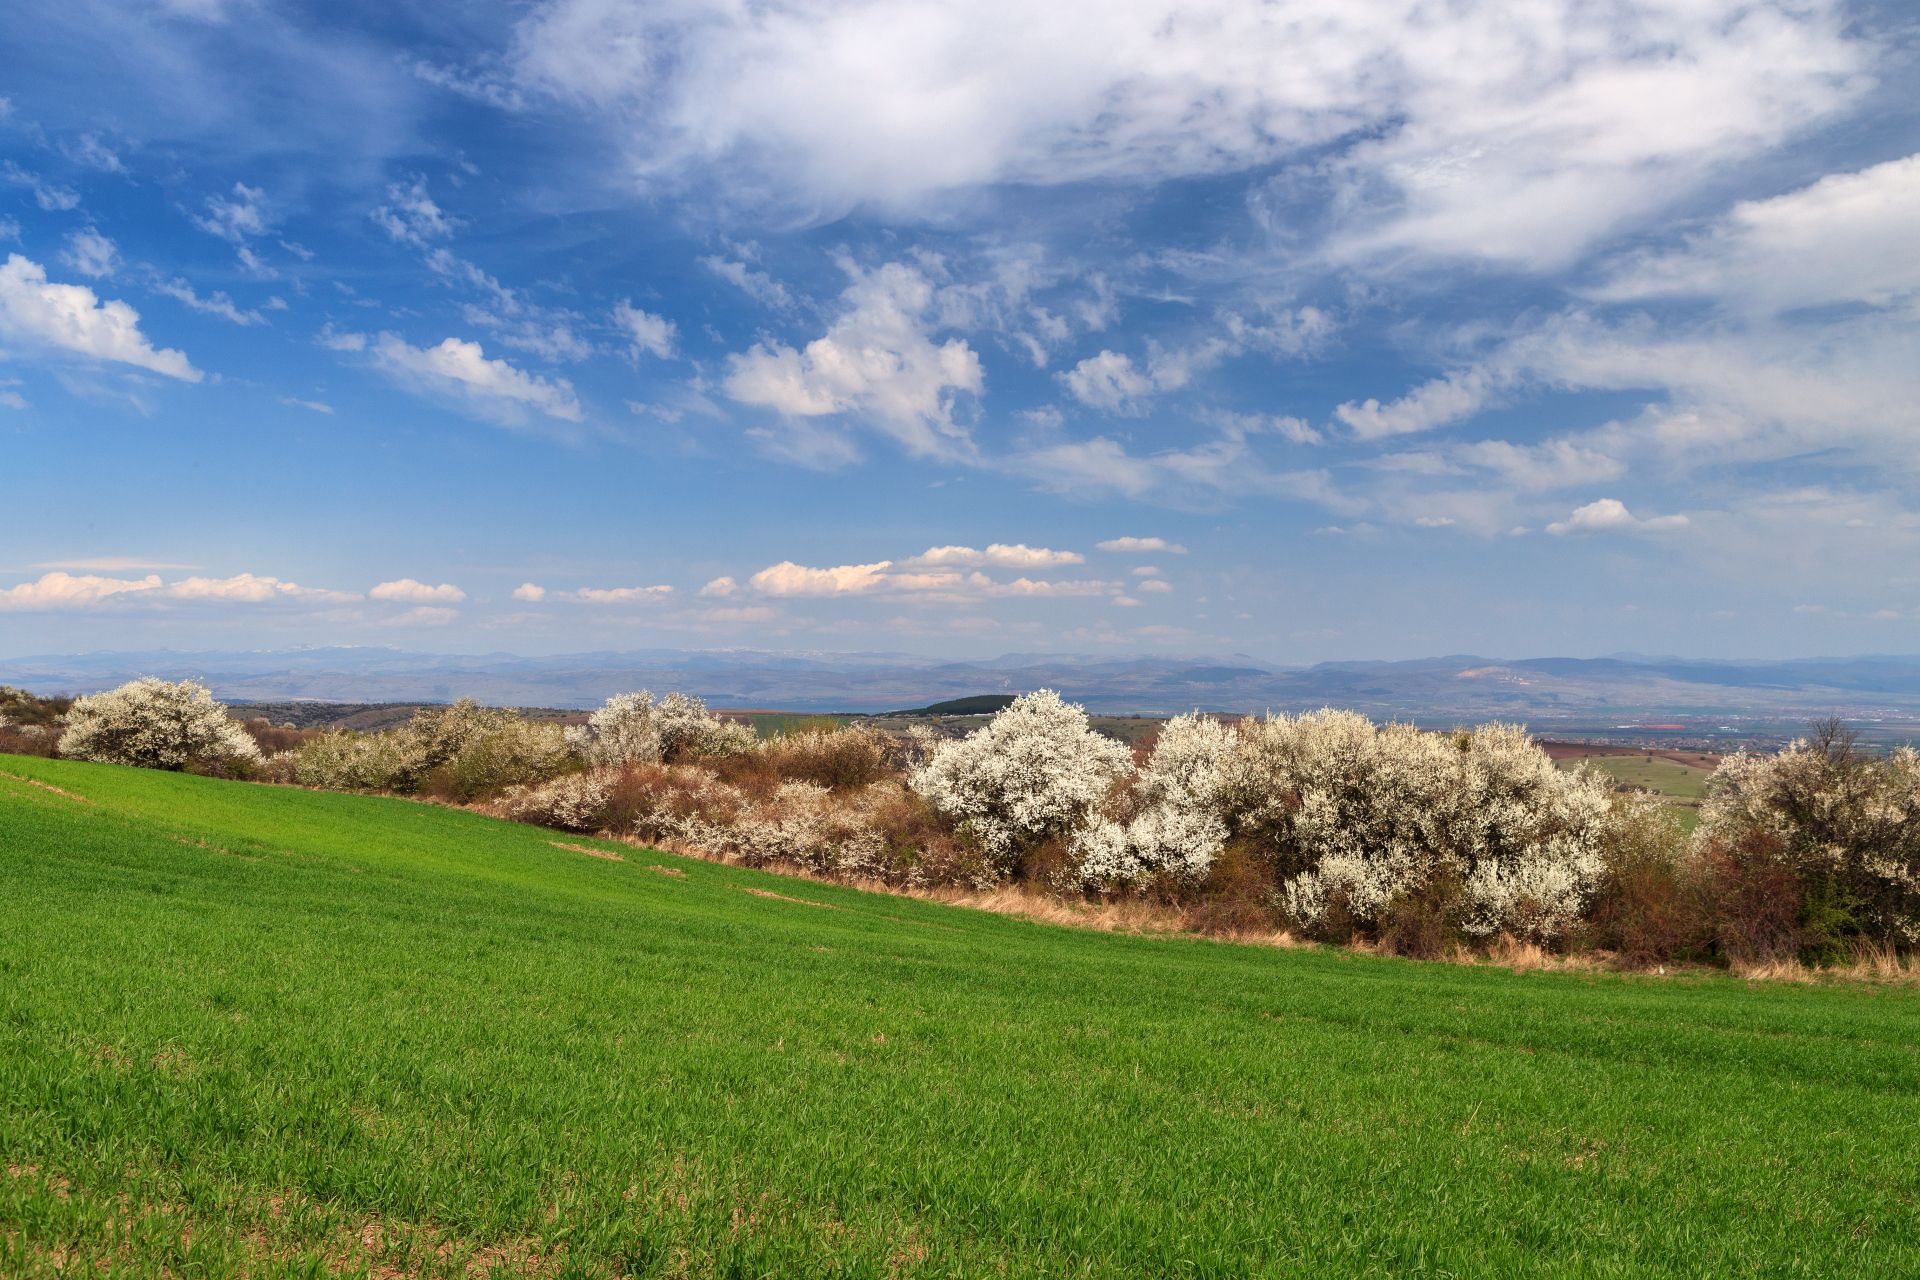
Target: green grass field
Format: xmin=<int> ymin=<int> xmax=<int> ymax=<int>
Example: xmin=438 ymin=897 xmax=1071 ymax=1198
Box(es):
xmin=1557 ymin=753 xmax=1714 ymax=832
xmin=3 ymin=757 xmax=1917 ymax=1277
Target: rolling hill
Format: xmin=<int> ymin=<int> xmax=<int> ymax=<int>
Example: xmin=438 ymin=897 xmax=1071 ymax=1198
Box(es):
xmin=2 ymin=756 xmax=1917 ymax=1275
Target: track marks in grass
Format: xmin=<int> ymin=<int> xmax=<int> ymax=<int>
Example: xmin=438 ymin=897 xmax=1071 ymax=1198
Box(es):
xmin=0 ymin=768 xmax=92 ymax=804
xmin=737 ymin=885 xmax=843 ymax=910
xmin=549 ymin=839 xmax=624 ymax=862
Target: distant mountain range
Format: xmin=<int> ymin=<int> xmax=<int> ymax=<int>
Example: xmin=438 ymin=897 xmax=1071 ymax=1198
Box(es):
xmin=9 ymin=646 xmax=1920 ymax=726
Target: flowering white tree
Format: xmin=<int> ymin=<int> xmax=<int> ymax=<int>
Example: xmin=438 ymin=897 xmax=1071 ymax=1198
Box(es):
xmin=910 ymin=688 xmax=1132 ymax=872
xmin=566 ymin=691 xmax=664 ymax=766
xmin=1224 ymin=710 xmax=1619 ymax=941
xmin=1075 ymin=712 xmax=1236 ymax=886
xmin=656 ymin=691 xmax=755 ymax=760
xmin=1697 ymin=730 xmax=1920 ymax=945
xmin=58 ymin=677 xmax=262 ymax=771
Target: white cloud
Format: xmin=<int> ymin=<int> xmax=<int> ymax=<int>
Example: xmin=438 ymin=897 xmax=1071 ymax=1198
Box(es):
xmin=909 ymin=544 xmax=1084 ymax=569
xmin=0 ymin=254 xmax=200 ymax=381
xmin=2 ymin=162 xmax=80 ymax=212
xmin=1594 ymin=153 xmax=1920 ymax=314
xmin=370 ymin=578 xmax=467 ymax=604
xmin=510 ymin=0 xmax=1864 ymax=269
xmin=280 ymin=397 xmax=333 ymax=414
xmin=722 ymin=260 xmax=983 ymax=460
xmin=1336 ymin=367 xmax=1510 ymax=440
xmin=371 ymin=178 xmax=456 ymax=247
xmin=701 ymin=254 xmax=793 ymax=310
xmin=1096 ymin=536 xmax=1186 ymax=554
xmin=64 ymin=133 xmax=125 ymax=173
xmin=749 ymin=560 xmax=894 ymax=597
xmin=567 ymin=584 xmax=674 ymax=604
xmin=613 ymin=300 xmax=676 ymax=359
xmin=1545 ymin=498 xmax=1689 ymax=536
xmin=1061 ymin=350 xmax=1153 ymax=413
xmin=512 ymin=582 xmax=547 ymax=601
xmin=1136 ymin=578 xmax=1173 ymax=593
xmin=0 ymin=569 xmax=360 ymax=610
xmin=359 ymin=332 xmax=584 ymax=424
xmin=61 ymin=229 xmax=118 ymax=279
xmin=159 ymin=573 xmax=356 ymax=603
xmin=195 ymin=182 xmax=271 ymax=242
xmin=154 ymin=278 xmax=265 ymax=326
xmin=699 ymin=576 xmax=737 ymax=597
xmin=0 ymin=571 xmax=161 ymax=610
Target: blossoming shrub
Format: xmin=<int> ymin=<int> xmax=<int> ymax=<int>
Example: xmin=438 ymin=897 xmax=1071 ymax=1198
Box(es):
xmin=1695 ymin=728 xmax=1920 ymax=951
xmin=565 ymin=692 xmax=663 ymax=767
xmin=57 ymin=678 xmax=262 ymax=772
xmin=756 ymin=725 xmax=892 ymax=790
xmin=566 ymin=690 xmax=756 ymax=766
xmin=1221 ymin=711 xmax=1624 ymax=946
xmin=496 ymin=771 xmax=614 ymax=832
xmin=911 ymin=689 xmax=1133 ymax=876
xmin=1074 ymin=713 xmax=1236 ymax=887
xmin=292 ymin=700 xmax=571 ymax=799
xmin=429 ymin=717 xmax=573 ymax=802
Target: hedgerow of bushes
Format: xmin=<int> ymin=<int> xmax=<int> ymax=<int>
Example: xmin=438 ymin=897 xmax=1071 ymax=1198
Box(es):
xmin=13 ymin=678 xmax=1919 ymax=970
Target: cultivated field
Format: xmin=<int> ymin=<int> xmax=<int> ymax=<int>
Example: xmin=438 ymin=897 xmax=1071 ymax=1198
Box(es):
xmin=1549 ymin=746 xmax=1718 ymax=831
xmin=3 ymin=756 xmax=1917 ymax=1276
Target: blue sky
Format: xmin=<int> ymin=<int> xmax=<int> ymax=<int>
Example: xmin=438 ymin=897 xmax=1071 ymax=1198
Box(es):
xmin=2 ymin=0 xmax=1917 ymax=661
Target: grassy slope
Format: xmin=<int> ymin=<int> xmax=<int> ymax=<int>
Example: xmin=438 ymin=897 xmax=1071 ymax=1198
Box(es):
xmin=1 ymin=759 xmax=1916 ymax=1278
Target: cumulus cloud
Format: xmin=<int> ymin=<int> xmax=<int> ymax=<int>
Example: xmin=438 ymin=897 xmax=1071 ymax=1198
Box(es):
xmin=699 ymin=576 xmax=737 ymax=597
xmin=61 ymin=229 xmax=119 ymax=279
xmin=354 ymin=331 xmax=584 ymax=424
xmin=0 ymin=569 xmax=354 ymax=610
xmin=1545 ymin=498 xmax=1689 ymax=536
xmin=370 ymin=578 xmax=466 ymax=604
xmin=723 ymin=260 xmax=983 ymax=461
xmin=0 ymin=254 xmax=200 ymax=381
xmin=512 ymin=582 xmax=547 ymax=601
xmin=0 ymin=571 xmax=162 ymax=610
xmin=613 ymin=300 xmax=676 ymax=359
xmin=1061 ymin=350 xmax=1154 ymax=413
xmin=1096 ymin=536 xmax=1186 ymax=554
xmin=749 ymin=560 xmax=894 ymax=597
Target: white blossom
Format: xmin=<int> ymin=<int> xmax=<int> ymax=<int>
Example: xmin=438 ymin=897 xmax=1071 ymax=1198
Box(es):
xmin=911 ymin=689 xmax=1132 ymax=870
xmin=58 ymin=677 xmax=262 ymax=770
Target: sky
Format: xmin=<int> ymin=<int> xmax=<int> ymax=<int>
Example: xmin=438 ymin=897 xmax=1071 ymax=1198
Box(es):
xmin=1 ymin=0 xmax=1917 ymax=663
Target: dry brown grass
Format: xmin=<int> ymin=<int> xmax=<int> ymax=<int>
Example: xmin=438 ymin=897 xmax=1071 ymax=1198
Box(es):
xmin=1730 ymin=942 xmax=1920 ymax=985
xmin=548 ymin=840 xmax=623 ymax=862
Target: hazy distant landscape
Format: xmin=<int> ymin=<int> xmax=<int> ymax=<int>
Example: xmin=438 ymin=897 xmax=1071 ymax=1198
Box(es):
xmin=11 ymin=645 xmax=1920 ymax=747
